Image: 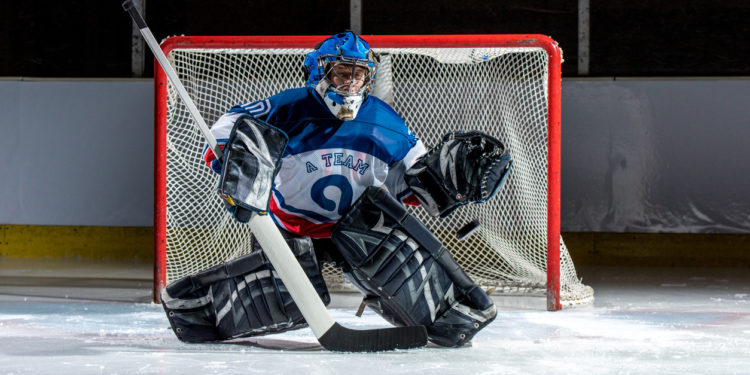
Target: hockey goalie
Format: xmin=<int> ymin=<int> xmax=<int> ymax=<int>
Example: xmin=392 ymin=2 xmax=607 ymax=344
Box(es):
xmin=160 ymin=31 xmax=512 ymax=348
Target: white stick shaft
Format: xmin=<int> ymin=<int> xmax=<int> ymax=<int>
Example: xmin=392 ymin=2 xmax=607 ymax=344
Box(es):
xmin=136 ymin=25 xmax=224 ymax=161
xmin=249 ymin=215 xmax=336 ymax=337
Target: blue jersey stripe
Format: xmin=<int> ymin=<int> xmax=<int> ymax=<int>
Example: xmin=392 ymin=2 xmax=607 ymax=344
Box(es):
xmin=272 ymin=189 xmax=333 ymax=223
xmin=230 ymin=99 xmax=272 ymax=118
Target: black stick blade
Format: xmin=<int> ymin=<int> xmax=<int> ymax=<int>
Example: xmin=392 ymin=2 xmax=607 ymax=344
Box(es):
xmin=317 ymin=323 xmax=428 ymax=352
xmin=456 ymin=219 xmax=481 ymax=241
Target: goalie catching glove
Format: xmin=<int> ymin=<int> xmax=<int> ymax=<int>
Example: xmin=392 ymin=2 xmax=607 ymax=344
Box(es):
xmin=404 ymin=131 xmax=512 ymax=218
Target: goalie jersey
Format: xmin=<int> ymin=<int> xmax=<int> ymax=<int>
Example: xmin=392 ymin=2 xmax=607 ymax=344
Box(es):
xmin=203 ymin=87 xmax=426 ymax=238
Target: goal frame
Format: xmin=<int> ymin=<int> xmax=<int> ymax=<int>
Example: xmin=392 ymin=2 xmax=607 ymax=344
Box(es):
xmin=153 ymin=34 xmax=564 ymax=310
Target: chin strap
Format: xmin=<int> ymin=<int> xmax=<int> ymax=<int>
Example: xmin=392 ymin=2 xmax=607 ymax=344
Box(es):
xmin=315 ymin=80 xmax=364 ymax=121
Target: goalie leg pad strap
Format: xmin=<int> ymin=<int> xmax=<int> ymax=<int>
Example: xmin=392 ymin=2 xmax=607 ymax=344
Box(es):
xmin=331 ymin=186 xmax=497 ymax=347
xmin=161 ymin=233 xmax=329 ymax=343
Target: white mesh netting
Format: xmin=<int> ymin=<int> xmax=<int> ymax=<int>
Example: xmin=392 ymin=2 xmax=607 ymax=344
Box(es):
xmin=159 ymin=42 xmax=593 ymax=308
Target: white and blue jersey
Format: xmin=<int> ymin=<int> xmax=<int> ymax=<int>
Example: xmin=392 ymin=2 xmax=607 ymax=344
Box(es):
xmin=203 ymin=87 xmax=426 ymax=238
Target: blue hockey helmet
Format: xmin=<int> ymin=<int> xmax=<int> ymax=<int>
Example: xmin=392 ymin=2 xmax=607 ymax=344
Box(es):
xmin=303 ymin=32 xmax=378 ymax=121
xmin=303 ymin=31 xmax=377 ymax=89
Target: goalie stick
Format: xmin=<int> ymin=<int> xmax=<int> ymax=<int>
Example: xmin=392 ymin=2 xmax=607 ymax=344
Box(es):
xmin=123 ymin=0 xmax=427 ymax=352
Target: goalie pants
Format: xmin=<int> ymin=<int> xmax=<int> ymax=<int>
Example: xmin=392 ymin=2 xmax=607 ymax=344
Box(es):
xmin=331 ymin=186 xmax=497 ymax=347
xmin=160 ymin=231 xmax=330 ymax=343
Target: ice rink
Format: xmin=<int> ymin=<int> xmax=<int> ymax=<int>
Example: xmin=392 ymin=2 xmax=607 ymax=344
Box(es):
xmin=1 ymin=262 xmax=749 ymax=375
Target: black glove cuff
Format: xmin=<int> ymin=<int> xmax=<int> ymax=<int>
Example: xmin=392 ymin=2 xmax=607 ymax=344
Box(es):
xmin=403 ymin=164 xmax=464 ymax=218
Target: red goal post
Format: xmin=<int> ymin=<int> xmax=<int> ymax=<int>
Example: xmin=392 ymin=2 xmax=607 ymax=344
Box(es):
xmin=153 ymin=34 xmax=592 ymax=310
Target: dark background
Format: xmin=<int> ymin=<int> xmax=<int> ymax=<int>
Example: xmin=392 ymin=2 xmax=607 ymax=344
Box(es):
xmin=1 ymin=0 xmax=748 ymax=78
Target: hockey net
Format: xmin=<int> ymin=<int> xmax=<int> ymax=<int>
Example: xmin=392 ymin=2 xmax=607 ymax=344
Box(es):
xmin=154 ymin=35 xmax=594 ymax=310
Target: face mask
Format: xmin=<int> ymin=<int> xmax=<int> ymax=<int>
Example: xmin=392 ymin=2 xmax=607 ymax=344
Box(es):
xmin=315 ymin=80 xmax=365 ymax=121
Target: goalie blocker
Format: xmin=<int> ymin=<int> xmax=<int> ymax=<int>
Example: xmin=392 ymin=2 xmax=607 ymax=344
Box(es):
xmin=331 ymin=186 xmax=497 ymax=347
xmin=217 ymin=114 xmax=288 ymax=221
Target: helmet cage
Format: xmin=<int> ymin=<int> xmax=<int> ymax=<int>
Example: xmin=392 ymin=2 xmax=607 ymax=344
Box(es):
xmin=321 ymin=56 xmax=376 ymax=96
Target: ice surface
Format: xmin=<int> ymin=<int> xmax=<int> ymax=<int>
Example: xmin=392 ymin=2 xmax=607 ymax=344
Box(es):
xmin=1 ymin=266 xmax=749 ymax=375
